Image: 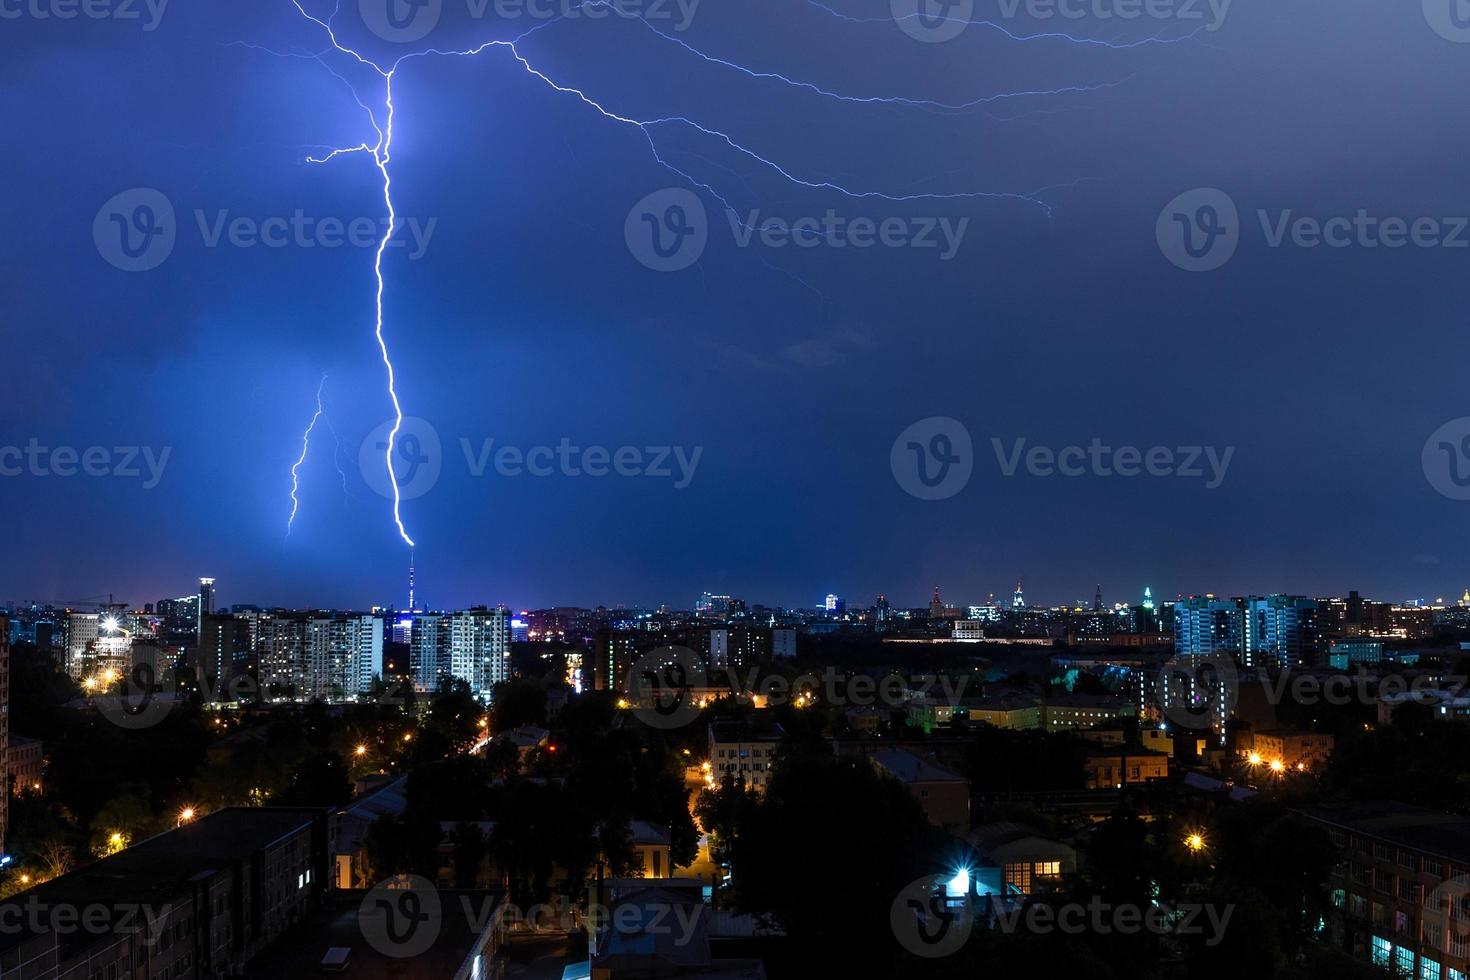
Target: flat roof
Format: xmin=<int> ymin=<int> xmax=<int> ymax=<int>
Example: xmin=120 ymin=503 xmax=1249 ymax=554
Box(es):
xmin=0 ymin=807 xmax=329 ymax=955
xmin=243 ymin=889 xmax=504 ymax=978
xmin=709 ymin=720 xmax=785 ymax=743
xmin=1305 ymin=801 xmax=1470 ymax=864
xmin=869 ymin=748 xmax=966 ymax=784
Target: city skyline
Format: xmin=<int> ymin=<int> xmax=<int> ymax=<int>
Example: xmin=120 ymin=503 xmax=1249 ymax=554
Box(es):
xmin=9 ymin=575 xmax=1469 ymax=618
xmin=5 ymin=1 xmax=1470 ymax=612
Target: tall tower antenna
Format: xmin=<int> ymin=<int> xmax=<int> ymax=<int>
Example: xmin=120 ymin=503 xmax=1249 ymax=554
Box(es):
xmin=408 ymin=548 xmax=416 ymax=612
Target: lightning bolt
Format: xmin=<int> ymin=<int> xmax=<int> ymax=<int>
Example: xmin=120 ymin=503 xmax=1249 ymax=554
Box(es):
xmin=287 ymin=373 xmax=328 ymax=540
xmin=273 ymin=0 xmax=1162 ymax=549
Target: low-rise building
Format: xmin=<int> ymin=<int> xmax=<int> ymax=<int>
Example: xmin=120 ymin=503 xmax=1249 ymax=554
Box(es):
xmin=630 ymin=821 xmax=675 ymax=879
xmin=0 ymin=807 xmax=331 ymax=980
xmin=869 ymin=748 xmax=971 ymax=835
xmin=1244 ymin=729 xmax=1335 ymax=771
xmin=1083 ymin=747 xmax=1169 ymax=789
xmin=709 ymin=720 xmax=785 ymax=793
xmin=1379 ymin=690 xmax=1470 ymax=726
xmin=1041 ymin=694 xmax=1136 ymax=733
xmin=7 ymin=735 xmax=42 ymax=795
xmin=967 ymin=823 xmax=1077 ymax=897
xmin=1306 ymin=801 xmax=1470 ymax=980
xmin=961 ymin=694 xmax=1042 ymax=730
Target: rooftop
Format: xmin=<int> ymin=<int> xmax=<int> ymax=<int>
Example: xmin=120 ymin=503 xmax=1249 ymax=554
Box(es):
xmin=869 ymin=747 xmax=967 ymax=784
xmin=243 ymin=889 xmax=504 ymax=978
xmin=709 ymin=720 xmax=785 ymax=744
xmin=1305 ymin=801 xmax=1470 ymax=863
xmin=0 ymin=807 xmax=329 ymax=956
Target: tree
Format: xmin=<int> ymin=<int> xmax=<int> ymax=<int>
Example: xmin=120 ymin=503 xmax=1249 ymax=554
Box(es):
xmin=451 ymin=822 xmax=488 ymax=888
xmin=489 ymin=679 xmax=547 ymax=733
xmin=718 ymin=749 xmax=945 ymax=973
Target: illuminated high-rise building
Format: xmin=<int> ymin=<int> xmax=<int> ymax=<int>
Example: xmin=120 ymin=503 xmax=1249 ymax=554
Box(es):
xmin=64 ymin=612 xmax=99 ymax=679
xmin=197 ymin=578 xmax=215 ymax=637
xmin=448 ymin=606 xmax=510 ymax=699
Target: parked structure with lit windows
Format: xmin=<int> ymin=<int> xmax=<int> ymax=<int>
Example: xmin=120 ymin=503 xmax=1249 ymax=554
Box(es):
xmin=708 ymin=719 xmax=785 ymax=792
xmin=1307 ymin=801 xmax=1470 ymax=980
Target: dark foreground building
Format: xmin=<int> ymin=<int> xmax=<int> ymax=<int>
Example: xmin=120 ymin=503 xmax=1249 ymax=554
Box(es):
xmin=1306 ymin=801 xmax=1470 ymax=980
xmin=0 ymin=807 xmax=331 ymax=979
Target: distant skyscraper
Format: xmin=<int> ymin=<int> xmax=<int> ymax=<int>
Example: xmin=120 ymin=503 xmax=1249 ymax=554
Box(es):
xmin=198 ymin=578 xmax=215 ymax=637
xmin=407 ymin=549 xmax=416 ymax=612
xmin=1012 ymin=582 xmax=1025 ymax=610
xmin=1173 ymin=597 xmax=1242 ymax=655
xmin=410 ymin=613 xmax=450 ymax=691
xmin=1173 ymin=595 xmax=1320 ymax=668
xmin=64 ymin=612 xmax=99 ymax=679
xmin=929 ymin=587 xmax=945 ymax=620
xmin=1093 ymin=584 xmax=1104 ymax=612
xmin=448 ymin=606 xmax=510 ymax=698
xmin=875 ymin=595 xmax=891 ymax=623
xmin=824 ymin=594 xmax=845 ymax=615
xmin=1243 ymin=595 xmax=1319 ymax=669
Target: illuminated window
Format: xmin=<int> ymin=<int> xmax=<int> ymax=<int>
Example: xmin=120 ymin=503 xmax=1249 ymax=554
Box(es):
xmin=1036 ymin=861 xmax=1061 ymax=876
xmin=1003 ymin=863 xmax=1032 ymax=893
xmin=1372 ymin=936 xmax=1391 ymax=967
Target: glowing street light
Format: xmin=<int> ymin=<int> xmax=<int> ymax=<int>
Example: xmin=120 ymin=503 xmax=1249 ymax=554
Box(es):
xmin=178 ymin=807 xmax=196 ymax=827
xmin=1246 ymin=752 xmax=1262 ymax=767
xmin=1269 ymin=759 xmax=1286 ymax=774
xmin=354 ymin=744 xmax=368 ymax=757
xmin=1185 ymin=832 xmax=1207 ymax=852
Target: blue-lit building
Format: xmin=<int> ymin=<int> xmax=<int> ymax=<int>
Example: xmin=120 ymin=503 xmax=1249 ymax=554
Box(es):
xmin=1174 ymin=595 xmax=1319 ymax=668
xmin=1173 ymin=597 xmax=1242 ymax=656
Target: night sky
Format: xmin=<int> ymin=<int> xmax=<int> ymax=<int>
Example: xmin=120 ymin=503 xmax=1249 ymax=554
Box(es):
xmin=3 ymin=0 xmax=1469 ymax=611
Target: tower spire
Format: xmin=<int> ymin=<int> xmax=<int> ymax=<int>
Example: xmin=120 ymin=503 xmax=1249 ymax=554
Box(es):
xmin=408 ymin=547 xmax=416 ymax=612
